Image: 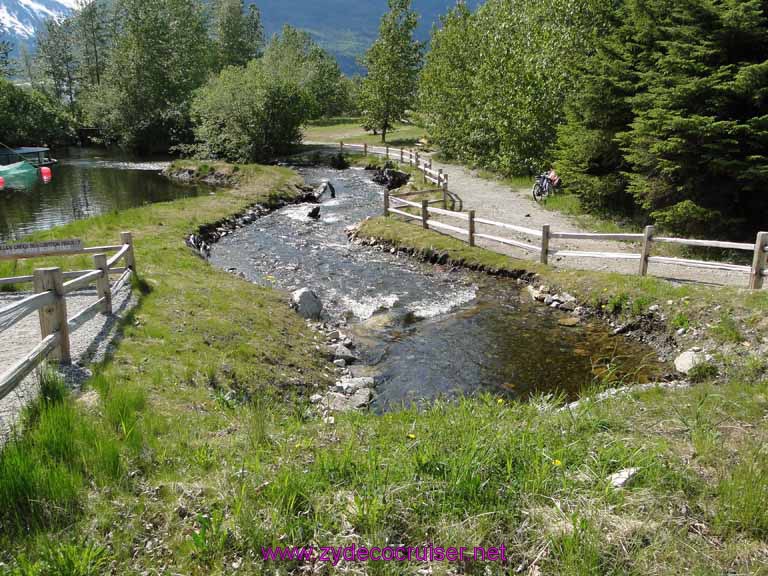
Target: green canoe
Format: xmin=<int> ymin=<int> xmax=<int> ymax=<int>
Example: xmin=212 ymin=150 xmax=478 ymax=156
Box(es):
xmin=0 ymin=161 xmax=39 ymax=189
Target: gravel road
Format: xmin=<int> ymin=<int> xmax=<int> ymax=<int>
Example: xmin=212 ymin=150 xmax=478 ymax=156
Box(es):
xmin=0 ymin=284 xmax=136 ymax=443
xmin=426 ymin=159 xmax=750 ymax=287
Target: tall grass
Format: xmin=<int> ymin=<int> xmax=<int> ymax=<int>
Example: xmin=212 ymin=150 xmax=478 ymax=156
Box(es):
xmin=0 ymin=370 xmax=130 ymax=535
xmin=716 ymin=450 xmax=768 ymax=538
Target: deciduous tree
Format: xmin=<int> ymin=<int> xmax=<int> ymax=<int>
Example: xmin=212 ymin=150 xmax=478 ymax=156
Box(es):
xmin=360 ymin=0 xmax=423 ymax=142
xmin=213 ymin=0 xmax=264 ymax=68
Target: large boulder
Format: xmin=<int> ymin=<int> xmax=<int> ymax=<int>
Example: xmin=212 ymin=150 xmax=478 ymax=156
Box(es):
xmin=291 ymin=288 xmax=323 ymax=320
xmin=372 ymin=168 xmax=410 ymax=190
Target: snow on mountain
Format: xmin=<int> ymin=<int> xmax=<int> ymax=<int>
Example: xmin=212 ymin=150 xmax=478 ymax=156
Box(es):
xmin=0 ymin=0 xmax=77 ymax=40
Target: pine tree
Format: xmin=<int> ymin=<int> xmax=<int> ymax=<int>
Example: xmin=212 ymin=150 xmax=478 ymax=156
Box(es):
xmin=360 ymin=0 xmax=423 ymax=142
xmin=621 ymin=0 xmax=768 ymax=238
xmin=556 ymin=0 xmax=768 ymax=239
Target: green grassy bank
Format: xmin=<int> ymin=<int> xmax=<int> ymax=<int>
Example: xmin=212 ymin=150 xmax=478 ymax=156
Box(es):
xmin=1 ymin=172 xmax=766 ymax=575
xmin=304 ymin=117 xmax=426 ymax=147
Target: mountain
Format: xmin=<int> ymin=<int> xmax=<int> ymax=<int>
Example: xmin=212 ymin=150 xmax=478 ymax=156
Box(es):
xmin=255 ymin=0 xmax=476 ymax=73
xmin=0 ymin=0 xmax=79 ymax=40
xmin=0 ymin=0 xmax=476 ymax=74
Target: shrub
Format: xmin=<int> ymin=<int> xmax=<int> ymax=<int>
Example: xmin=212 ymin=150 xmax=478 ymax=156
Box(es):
xmin=189 ymin=60 xmax=307 ymax=163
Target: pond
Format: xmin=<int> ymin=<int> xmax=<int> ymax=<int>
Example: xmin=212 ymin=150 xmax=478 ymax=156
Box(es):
xmin=211 ymin=166 xmax=664 ymax=410
xmin=0 ymin=148 xmax=203 ymax=243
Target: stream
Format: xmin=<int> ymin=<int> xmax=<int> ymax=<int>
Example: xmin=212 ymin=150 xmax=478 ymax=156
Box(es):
xmin=211 ymin=166 xmax=663 ymax=410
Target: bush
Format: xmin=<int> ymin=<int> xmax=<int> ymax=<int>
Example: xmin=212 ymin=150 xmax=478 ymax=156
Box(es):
xmin=189 ymin=60 xmax=307 ymax=162
xmin=0 ymin=79 xmax=74 ymax=147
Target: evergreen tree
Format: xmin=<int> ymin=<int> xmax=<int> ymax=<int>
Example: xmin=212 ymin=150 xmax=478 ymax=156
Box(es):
xmin=360 ymin=0 xmax=423 ymax=142
xmin=555 ymin=0 xmax=768 ymax=238
xmin=621 ymin=0 xmax=768 ymax=238
xmin=213 ymin=0 xmax=264 ymax=68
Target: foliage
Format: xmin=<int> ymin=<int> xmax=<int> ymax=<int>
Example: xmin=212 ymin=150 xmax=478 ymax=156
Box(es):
xmin=262 ymin=26 xmax=349 ymax=119
xmin=555 ymin=0 xmax=768 ymax=239
xmin=74 ymin=0 xmax=111 ymax=88
xmin=189 ymin=60 xmax=307 ymax=162
xmin=35 ymin=18 xmax=80 ymax=110
xmin=0 ymin=23 xmax=14 ymax=79
xmin=212 ymin=0 xmax=264 ymax=69
xmin=82 ymin=0 xmax=213 ymax=151
xmin=359 ymin=0 xmax=423 ymax=141
xmin=419 ymin=0 xmax=611 ymax=174
xmin=0 ymin=79 xmax=75 ymax=147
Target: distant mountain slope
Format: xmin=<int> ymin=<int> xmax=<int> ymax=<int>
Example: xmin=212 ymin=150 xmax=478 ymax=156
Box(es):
xmin=1 ymin=0 xmax=79 ymax=40
xmin=256 ymin=0 xmax=474 ymax=72
xmin=0 ymin=0 xmax=477 ymax=74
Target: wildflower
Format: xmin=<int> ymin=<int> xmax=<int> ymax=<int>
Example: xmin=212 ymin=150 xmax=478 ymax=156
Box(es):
xmin=553 ymin=459 xmax=563 ymax=467
xmin=497 ymin=398 xmax=505 ymax=405
xmin=407 ymin=433 xmax=416 ymax=440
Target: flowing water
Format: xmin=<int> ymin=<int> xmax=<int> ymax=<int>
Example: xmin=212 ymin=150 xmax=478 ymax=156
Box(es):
xmin=0 ymin=148 xmax=203 ymax=242
xmin=212 ymin=167 xmax=663 ymax=410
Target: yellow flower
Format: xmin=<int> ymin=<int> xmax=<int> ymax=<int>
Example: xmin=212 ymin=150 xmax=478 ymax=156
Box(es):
xmin=553 ymin=459 xmax=563 ymax=467
xmin=497 ymin=398 xmax=505 ymax=405
xmin=407 ymin=433 xmax=416 ymax=440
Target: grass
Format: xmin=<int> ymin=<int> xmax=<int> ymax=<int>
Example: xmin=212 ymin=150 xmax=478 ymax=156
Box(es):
xmin=2 ymin=166 xmax=768 ymax=574
xmin=303 ymin=116 xmax=426 ymax=148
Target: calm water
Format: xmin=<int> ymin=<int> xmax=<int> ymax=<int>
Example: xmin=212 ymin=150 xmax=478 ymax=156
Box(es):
xmin=0 ymin=148 xmax=203 ymax=242
xmin=212 ymin=167 xmax=664 ymax=409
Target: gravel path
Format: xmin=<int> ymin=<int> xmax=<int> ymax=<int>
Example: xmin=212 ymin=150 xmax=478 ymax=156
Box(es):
xmin=305 ymin=142 xmax=750 ymax=287
xmin=0 ymin=284 xmax=137 ymax=442
xmin=426 ymin=159 xmax=747 ymax=287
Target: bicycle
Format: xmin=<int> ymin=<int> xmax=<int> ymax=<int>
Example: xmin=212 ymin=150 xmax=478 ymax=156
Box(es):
xmin=532 ymin=169 xmax=561 ymax=202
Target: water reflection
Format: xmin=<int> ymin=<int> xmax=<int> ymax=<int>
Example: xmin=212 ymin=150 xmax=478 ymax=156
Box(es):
xmin=0 ymin=148 xmax=203 ymax=242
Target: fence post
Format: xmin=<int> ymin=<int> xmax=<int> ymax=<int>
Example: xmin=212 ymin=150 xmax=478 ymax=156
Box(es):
xmin=421 ymin=200 xmax=429 ymax=229
xmin=409 ymin=150 xmax=414 ymax=166
xmin=442 ymin=173 xmax=449 ymax=192
xmin=340 ymin=141 xmax=344 ymax=153
xmin=384 ymin=189 xmax=390 ymax=217
xmin=540 ymin=225 xmax=550 ymax=265
xmin=33 ymin=267 xmax=71 ymax=364
xmin=468 ymin=210 xmax=476 ymax=247
xmin=120 ymin=231 xmax=136 ymax=273
xmin=93 ymin=253 xmax=112 ymax=314
xmin=750 ymin=231 xmax=768 ymax=289
xmin=639 ymin=225 xmax=654 ymax=276
xmin=363 ymin=143 xmax=368 ymax=157
xmin=385 ymin=145 xmax=389 ymax=159
xmin=400 ymin=148 xmax=404 ymax=162
xmin=415 ymin=151 xmax=420 ymax=168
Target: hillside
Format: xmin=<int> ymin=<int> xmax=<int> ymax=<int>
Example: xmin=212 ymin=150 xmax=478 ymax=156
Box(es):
xmin=1 ymin=0 xmax=477 ymax=74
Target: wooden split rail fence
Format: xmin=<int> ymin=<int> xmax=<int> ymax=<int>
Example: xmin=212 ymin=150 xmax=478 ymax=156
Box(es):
xmin=0 ymin=232 xmax=137 ymax=401
xmin=337 ymin=141 xmax=768 ymax=290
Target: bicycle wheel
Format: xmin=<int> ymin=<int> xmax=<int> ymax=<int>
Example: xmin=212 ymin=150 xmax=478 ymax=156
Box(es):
xmin=532 ymin=180 xmax=547 ymax=202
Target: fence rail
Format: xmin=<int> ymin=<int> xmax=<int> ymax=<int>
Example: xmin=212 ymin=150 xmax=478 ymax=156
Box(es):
xmin=0 ymin=232 xmax=136 ymax=401
xmin=339 ymin=142 xmax=768 ymax=290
